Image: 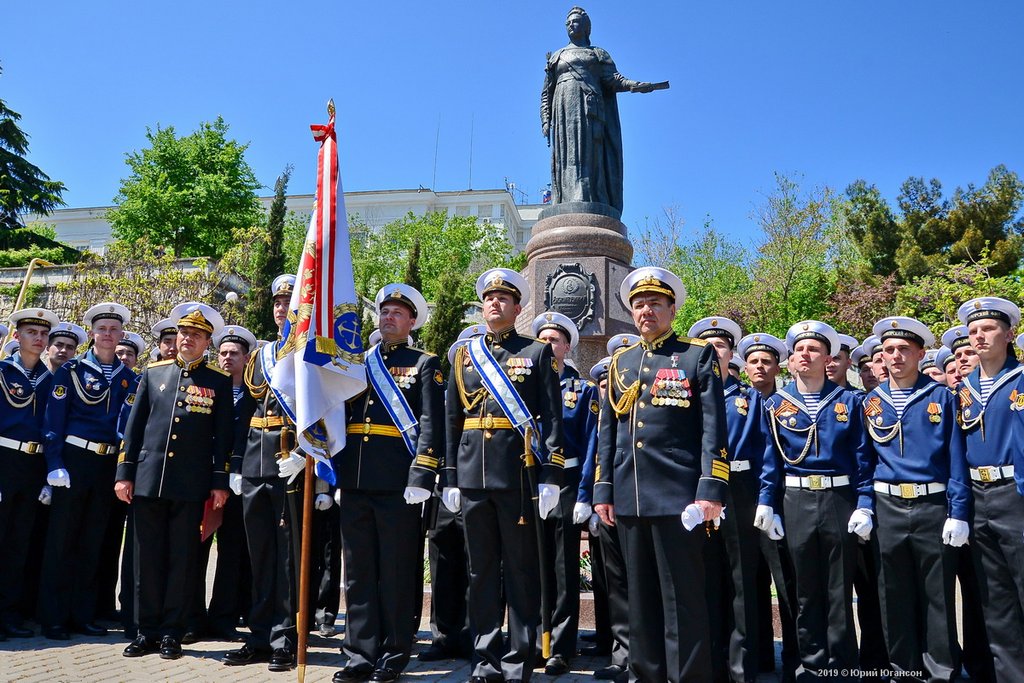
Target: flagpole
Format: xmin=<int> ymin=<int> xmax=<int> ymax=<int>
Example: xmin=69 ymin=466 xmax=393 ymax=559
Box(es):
xmin=297 ymin=453 xmax=314 ymax=683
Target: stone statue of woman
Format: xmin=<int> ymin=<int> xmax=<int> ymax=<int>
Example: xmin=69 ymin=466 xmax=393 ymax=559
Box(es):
xmin=541 ymin=6 xmax=663 ymax=215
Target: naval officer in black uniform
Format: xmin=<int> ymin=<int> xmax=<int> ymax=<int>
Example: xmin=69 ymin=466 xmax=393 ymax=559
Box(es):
xmin=331 ymin=284 xmax=444 ymax=683
xmin=443 ymin=267 xmax=564 ymax=683
xmin=116 ymin=302 xmax=233 ymax=660
xmin=593 ymin=267 xmax=730 ymax=683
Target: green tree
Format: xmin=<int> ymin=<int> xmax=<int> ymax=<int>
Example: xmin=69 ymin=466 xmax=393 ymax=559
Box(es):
xmin=420 ymin=269 xmax=468 ymax=376
xmin=404 ymin=239 xmax=422 ymax=291
xmin=664 ymin=222 xmax=751 ymax=333
xmin=840 ymin=181 xmax=901 ymax=277
xmin=108 ymin=116 xmax=263 ymax=258
xmin=0 ymin=64 xmax=66 ymax=229
xmin=242 ymin=166 xmax=291 ymax=340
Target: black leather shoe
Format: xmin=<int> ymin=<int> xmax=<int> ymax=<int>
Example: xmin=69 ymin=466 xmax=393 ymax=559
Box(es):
xmin=2 ymin=623 xmax=34 ymax=638
xmin=224 ymin=643 xmax=271 ymax=665
xmin=71 ymin=622 xmax=108 ymax=637
xmin=594 ymin=664 xmax=628 ymax=681
xmin=180 ymin=630 xmax=201 ymax=645
xmin=159 ymin=636 xmax=182 ymax=660
xmin=44 ymin=626 xmax=70 ymax=641
xmin=418 ymin=642 xmax=454 ymax=662
xmin=370 ymin=668 xmax=399 ymax=683
xmin=268 ymin=648 xmax=295 ymax=672
xmin=334 ymin=665 xmax=374 ymax=682
xmin=123 ymin=635 xmax=159 ymax=657
xmin=0 ymin=631 xmax=6 ymax=642
xmin=545 ymin=655 xmax=570 ymax=675
xmin=211 ymin=628 xmax=245 ymax=642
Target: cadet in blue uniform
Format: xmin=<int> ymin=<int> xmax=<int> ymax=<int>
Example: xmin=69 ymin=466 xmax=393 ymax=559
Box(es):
xmin=956 ymin=297 xmax=1024 ymax=682
xmin=942 ymin=324 xmax=978 ymax=384
xmin=865 ymin=316 xmax=969 ymax=681
xmin=594 ymin=267 xmax=729 ymax=683
xmin=688 ymin=316 xmax=763 ymax=683
xmin=40 ymin=302 xmax=133 ymax=640
xmin=756 ymin=320 xmax=872 ymax=682
xmin=531 ymin=311 xmax=599 ymax=676
xmin=0 ymin=308 xmax=58 ymax=638
xmin=443 ymin=268 xmax=564 ymax=683
xmin=331 ymin=284 xmax=444 ymax=683
xmin=851 ymin=344 xmax=877 ymax=392
xmin=116 ymin=302 xmax=233 ymax=660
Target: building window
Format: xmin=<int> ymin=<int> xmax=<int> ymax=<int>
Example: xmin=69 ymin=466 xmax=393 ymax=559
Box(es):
xmin=478 ymin=204 xmax=493 ymax=218
xmin=455 ymin=205 xmax=470 ymax=217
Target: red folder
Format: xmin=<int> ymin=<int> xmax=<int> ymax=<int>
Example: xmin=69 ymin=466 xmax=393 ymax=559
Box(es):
xmin=201 ymin=498 xmax=224 ymax=542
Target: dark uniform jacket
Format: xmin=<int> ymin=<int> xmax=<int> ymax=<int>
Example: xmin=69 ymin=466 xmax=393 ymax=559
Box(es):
xmin=593 ymin=329 xmax=729 ymax=516
xmin=0 ymin=355 xmax=52 ymax=494
xmin=116 ymin=355 xmax=233 ymax=501
xmin=335 ymin=339 xmax=444 ymax=492
xmin=556 ymin=366 xmax=599 ymax=503
xmin=233 ymin=344 xmax=292 ymax=480
xmin=444 ymin=326 xmax=564 ymax=490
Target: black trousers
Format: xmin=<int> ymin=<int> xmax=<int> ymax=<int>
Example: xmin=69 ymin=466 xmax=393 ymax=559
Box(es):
xmin=705 ymin=516 xmax=731 ymax=682
xmin=462 ymin=488 xmax=541 ymax=682
xmin=853 ymin=539 xmax=889 ymax=676
xmin=875 ymin=491 xmax=959 ymax=682
xmin=782 ymin=486 xmax=858 ymax=682
xmin=119 ymin=508 xmax=135 ymax=634
xmin=39 ymin=450 xmax=115 ymax=628
xmin=760 ymin=533 xmax=799 ymax=681
xmin=540 ymin=480 xmax=582 ymax=661
xmin=19 ymin=501 xmax=48 ymax=622
xmin=956 ymin=544 xmax=995 ymax=682
xmin=132 ymin=496 xmax=204 ymax=640
xmin=242 ymin=476 xmax=294 ymax=652
xmin=338 ymin=491 xmax=421 ymax=672
xmin=721 ymin=474 xmax=763 ymax=683
xmin=185 ymin=491 xmax=251 ymax=633
xmin=427 ymin=499 xmax=471 ymax=653
xmin=596 ymin=518 xmax=629 ymax=669
xmin=971 ymin=480 xmax=1024 ymax=682
xmin=312 ymin=502 xmax=342 ymax=628
xmin=95 ymin=498 xmax=128 ymax=619
xmin=618 ymin=515 xmax=711 ymax=683
xmin=0 ymin=486 xmax=41 ymax=626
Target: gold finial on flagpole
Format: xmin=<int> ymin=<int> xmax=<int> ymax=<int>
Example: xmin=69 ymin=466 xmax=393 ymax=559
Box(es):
xmin=327 ymin=99 xmax=336 ymax=118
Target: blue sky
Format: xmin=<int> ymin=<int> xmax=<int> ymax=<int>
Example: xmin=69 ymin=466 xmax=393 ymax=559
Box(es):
xmin=4 ymin=1 xmax=1023 ymax=245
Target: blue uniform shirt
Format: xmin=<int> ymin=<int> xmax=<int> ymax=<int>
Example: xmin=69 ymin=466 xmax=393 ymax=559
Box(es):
xmin=864 ymin=374 xmax=970 ymax=520
xmin=723 ymin=376 xmax=765 ymax=474
xmin=959 ymin=357 xmax=1022 ymax=472
xmin=44 ymin=349 xmax=135 ymax=472
xmin=558 ymin=366 xmax=599 ymax=504
xmin=759 ymin=379 xmax=874 ymax=511
xmin=0 ymin=353 xmax=53 ymax=443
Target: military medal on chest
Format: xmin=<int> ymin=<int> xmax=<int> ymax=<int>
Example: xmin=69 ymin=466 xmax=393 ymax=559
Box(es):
xmin=833 ymin=402 xmax=849 ymax=423
xmin=184 ymin=385 xmax=215 ymax=414
xmin=563 ymin=388 xmax=578 ymax=409
xmin=652 ymin=368 xmax=691 ymax=407
xmin=927 ymin=401 xmax=942 ymax=424
xmin=776 ymin=399 xmax=799 ymax=427
xmin=734 ymin=396 xmax=748 ymax=416
xmin=505 ymin=357 xmax=533 ymax=382
xmin=389 ymin=366 xmax=417 ymax=389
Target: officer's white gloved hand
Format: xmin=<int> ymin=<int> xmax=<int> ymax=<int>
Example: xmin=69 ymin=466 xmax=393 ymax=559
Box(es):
xmin=768 ymin=514 xmax=785 ymax=541
xmin=942 ymin=518 xmax=970 ymax=547
xmin=753 ymin=504 xmax=774 ymax=532
xmin=38 ymin=485 xmax=53 ymax=506
xmin=277 ymin=451 xmax=305 ymax=483
xmin=229 ymin=473 xmax=243 ymax=496
xmin=47 ymin=468 xmax=71 ymax=488
xmin=848 ymin=508 xmax=874 ymax=541
xmin=441 ymin=487 xmax=462 ymax=513
xmin=572 ymin=501 xmax=592 ymax=525
xmin=538 ymin=484 xmax=560 ymax=520
xmin=588 ymin=513 xmax=601 ymax=536
xmin=403 ymin=486 xmax=431 ymax=505
xmin=712 ymin=506 xmax=727 ymax=529
xmin=314 ymin=493 xmax=333 ymax=511
xmin=681 ymin=503 xmax=704 ymax=531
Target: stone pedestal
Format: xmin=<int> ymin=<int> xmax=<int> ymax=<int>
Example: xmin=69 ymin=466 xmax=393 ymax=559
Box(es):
xmin=518 ymin=203 xmax=635 ymax=376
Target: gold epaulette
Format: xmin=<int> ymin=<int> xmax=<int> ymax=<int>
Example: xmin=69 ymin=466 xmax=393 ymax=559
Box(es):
xmin=148 ymin=359 xmax=174 ymax=367
xmin=206 ymin=362 xmax=230 ymax=376
xmin=678 ymin=336 xmax=708 ymax=346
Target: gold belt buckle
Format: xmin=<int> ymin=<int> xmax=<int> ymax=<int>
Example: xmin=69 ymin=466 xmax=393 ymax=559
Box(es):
xmin=483 ymin=415 xmax=495 ymax=430
xmin=362 ymin=423 xmax=371 ymax=435
xmin=808 ymin=475 xmax=824 ymax=490
xmin=978 ymin=467 xmax=993 ymax=483
xmin=899 ymin=483 xmax=917 ymax=498
xmin=25 ymin=441 xmax=39 ymax=454
xmin=97 ymin=443 xmax=111 ymax=455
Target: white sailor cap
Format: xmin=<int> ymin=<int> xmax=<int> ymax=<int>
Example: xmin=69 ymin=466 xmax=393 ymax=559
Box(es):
xmin=729 ymin=355 xmax=743 ymax=371
xmin=606 ymin=333 xmax=639 ymax=355
xmin=0 ymin=323 xmax=8 ymax=340
xmin=272 ymin=274 xmax=296 ymax=299
xmin=936 ymin=346 xmax=956 ymax=369
xmin=531 ymin=311 xmax=580 ymax=349
xmin=837 ymin=334 xmax=859 ymax=354
xmin=151 ymin=318 xmax=177 ymax=341
xmin=447 ymin=338 xmax=471 ymax=367
xmin=590 ymin=355 xmax=612 ymax=382
xmin=958 ymin=297 xmax=1021 ymax=328
xmin=116 ymin=331 xmax=145 ymax=354
xmin=375 ymin=283 xmax=429 ymax=330
xmin=1017 ymin=333 xmax=1024 ymax=354
xmin=368 ymin=329 xmax=382 ymax=347
xmin=3 ymin=339 xmax=19 ymax=357
xmin=49 ymin=321 xmax=87 ymax=346
xmin=862 ymin=334 xmax=883 ymax=358
xmin=618 ymin=267 xmax=686 ymax=308
xmin=169 ymin=301 xmax=225 ymax=336
xmin=457 ymin=324 xmax=488 ymax=341
xmin=83 ymin=302 xmax=130 ymax=327
xmin=214 ymin=325 xmax=258 ymax=352
xmin=872 ymin=316 xmax=935 ymax=348
xmin=851 ymin=345 xmax=869 ymax=368
xmin=10 ymin=307 xmax=59 ymax=330
xmin=476 ymin=268 xmax=530 ymax=306
xmin=687 ymin=316 xmax=742 ymax=348
xmin=941 ymin=325 xmax=971 ymax=351
xmin=919 ymin=349 xmax=940 ymax=371
xmin=785 ymin=320 xmax=840 ymax=356
xmin=149 ymin=347 xmax=162 ymax=362
xmin=737 ymin=333 xmax=787 ymax=361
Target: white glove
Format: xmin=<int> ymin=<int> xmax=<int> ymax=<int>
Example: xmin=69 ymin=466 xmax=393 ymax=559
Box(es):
xmin=277 ymin=451 xmax=305 ymax=483
xmin=588 ymin=513 xmax=600 ymax=536
xmin=767 ymin=514 xmax=785 ymax=540
xmin=712 ymin=506 xmax=726 ymax=530
xmin=942 ymin=518 xmax=970 ymax=547
xmin=403 ymin=486 xmax=431 ymax=505
xmin=314 ymin=493 xmax=333 ymax=511
xmin=848 ymin=508 xmax=874 ymax=541
xmin=572 ymin=501 xmax=592 ymax=525
xmin=681 ymin=503 xmax=704 ymax=531
xmin=753 ymin=504 xmax=774 ymax=532
xmin=229 ymin=473 xmax=242 ymax=496
xmin=442 ymin=487 xmax=462 ymax=513
xmin=38 ymin=486 xmax=53 ymax=506
xmin=47 ymin=468 xmax=71 ymax=488
xmin=538 ymin=484 xmax=560 ymax=520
